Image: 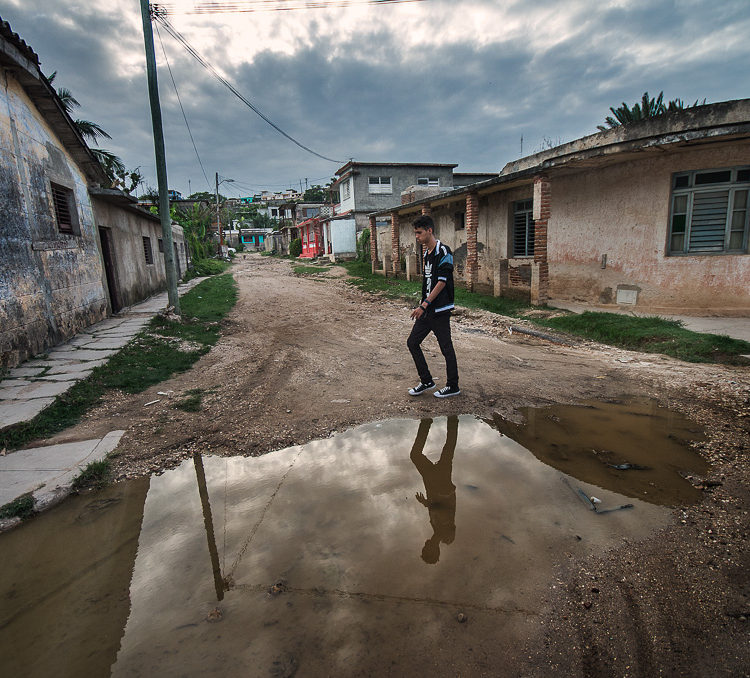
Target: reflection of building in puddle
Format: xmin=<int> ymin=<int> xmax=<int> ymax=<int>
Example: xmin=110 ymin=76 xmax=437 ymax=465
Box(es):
xmin=410 ymin=416 xmax=458 ymax=564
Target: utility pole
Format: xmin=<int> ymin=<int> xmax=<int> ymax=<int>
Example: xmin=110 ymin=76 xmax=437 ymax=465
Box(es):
xmin=139 ymin=0 xmax=180 ymax=313
xmin=216 ymin=171 xmax=222 ymax=255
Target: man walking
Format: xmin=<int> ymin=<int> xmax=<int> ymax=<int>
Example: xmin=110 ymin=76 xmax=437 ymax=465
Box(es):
xmin=407 ymin=215 xmax=460 ymax=398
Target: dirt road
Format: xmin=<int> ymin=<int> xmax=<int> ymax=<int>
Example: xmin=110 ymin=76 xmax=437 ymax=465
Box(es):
xmin=56 ymin=254 xmax=749 ymax=675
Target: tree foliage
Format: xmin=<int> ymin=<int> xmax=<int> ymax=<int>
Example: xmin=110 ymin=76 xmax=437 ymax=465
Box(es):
xmin=46 ymin=71 xmax=142 ymax=193
xmin=188 ymin=191 xmax=224 ymax=203
xmin=597 ymin=91 xmax=706 ymax=131
xmin=303 ymin=185 xmax=327 ymax=202
xmin=289 ymin=237 xmax=302 ymax=257
xmin=173 ymin=203 xmax=214 ymax=262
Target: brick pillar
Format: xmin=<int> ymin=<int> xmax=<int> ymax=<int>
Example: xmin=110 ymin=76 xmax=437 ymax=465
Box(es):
xmin=419 ymin=204 xmax=431 ymax=265
xmin=391 ymin=212 xmax=400 ymax=275
xmin=465 ymin=192 xmax=479 ymax=291
xmin=532 ymin=175 xmax=550 ymax=305
xmin=368 ymin=215 xmax=378 ymax=272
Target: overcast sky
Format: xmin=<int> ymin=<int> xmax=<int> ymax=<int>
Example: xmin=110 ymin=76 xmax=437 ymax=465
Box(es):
xmin=1 ymin=0 xmax=747 ymax=197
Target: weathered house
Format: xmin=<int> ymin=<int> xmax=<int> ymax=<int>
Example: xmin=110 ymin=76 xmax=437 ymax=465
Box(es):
xmin=0 ymin=18 xmax=187 ymax=367
xmin=370 ymin=100 xmax=750 ymax=315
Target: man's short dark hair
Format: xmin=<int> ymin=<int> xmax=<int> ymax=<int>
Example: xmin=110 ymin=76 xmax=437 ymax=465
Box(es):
xmin=413 ymin=215 xmax=434 ymax=231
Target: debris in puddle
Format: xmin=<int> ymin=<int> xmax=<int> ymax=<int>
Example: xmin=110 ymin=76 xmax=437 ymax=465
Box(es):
xmin=269 ymin=580 xmax=288 ymax=596
xmin=606 ymin=463 xmax=651 ymax=471
xmin=206 ymin=607 xmax=223 ymax=622
xmin=457 ymin=612 xmax=468 ymax=623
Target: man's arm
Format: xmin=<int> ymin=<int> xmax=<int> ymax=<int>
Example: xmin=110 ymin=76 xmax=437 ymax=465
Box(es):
xmin=410 ymin=280 xmax=446 ymax=319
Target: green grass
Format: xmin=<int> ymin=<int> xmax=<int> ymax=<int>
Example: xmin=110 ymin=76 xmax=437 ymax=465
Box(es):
xmin=293 ymin=264 xmax=332 ymax=275
xmin=0 ymin=493 xmax=35 ymax=520
xmin=0 ymin=274 xmax=238 ymax=451
xmin=339 ymin=261 xmax=748 ymax=365
xmin=533 ymin=312 xmax=750 ymax=364
xmin=182 ymin=257 xmax=232 ymax=282
xmin=72 ymin=459 xmax=112 ymax=491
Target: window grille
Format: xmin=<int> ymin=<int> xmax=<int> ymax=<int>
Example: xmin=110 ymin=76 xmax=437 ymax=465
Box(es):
xmin=668 ymin=167 xmax=749 ymax=254
xmin=418 ymin=177 xmax=439 ymax=186
xmin=342 ymin=179 xmax=351 ymax=200
xmin=513 ymin=199 xmax=535 ymax=257
xmin=51 ymin=182 xmax=75 ymax=233
xmin=143 ymin=236 xmax=154 ymax=264
xmin=158 ymin=238 xmax=164 ymax=253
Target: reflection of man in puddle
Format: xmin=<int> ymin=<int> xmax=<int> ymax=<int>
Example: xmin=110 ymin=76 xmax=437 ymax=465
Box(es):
xmin=410 ymin=416 xmax=458 ymax=564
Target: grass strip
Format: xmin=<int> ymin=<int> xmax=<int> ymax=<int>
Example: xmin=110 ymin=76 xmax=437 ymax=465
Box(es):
xmin=0 ymin=493 xmax=35 ymax=520
xmin=533 ymin=311 xmax=750 ymax=364
xmin=0 ymin=274 xmax=238 ymax=451
xmin=71 ymin=459 xmax=112 ymax=491
xmin=339 ymin=260 xmax=748 ymax=365
xmin=293 ymin=264 xmax=332 ymax=275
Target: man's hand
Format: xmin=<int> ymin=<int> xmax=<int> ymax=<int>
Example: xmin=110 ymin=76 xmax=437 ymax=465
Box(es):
xmin=410 ymin=305 xmax=426 ymax=320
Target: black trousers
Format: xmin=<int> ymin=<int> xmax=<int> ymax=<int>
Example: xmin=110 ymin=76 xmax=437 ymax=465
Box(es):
xmin=407 ymin=311 xmax=459 ymax=388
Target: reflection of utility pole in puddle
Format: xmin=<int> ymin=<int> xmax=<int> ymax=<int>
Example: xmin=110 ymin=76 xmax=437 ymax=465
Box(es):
xmin=193 ymin=452 xmax=225 ymax=601
xmin=410 ymin=416 xmax=458 ymax=564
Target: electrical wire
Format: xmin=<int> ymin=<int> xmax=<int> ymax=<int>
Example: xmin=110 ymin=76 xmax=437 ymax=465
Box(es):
xmin=156 ymin=0 xmax=426 ymax=15
xmin=154 ymin=12 xmax=344 ymax=164
xmin=155 ymin=21 xmax=213 ymax=192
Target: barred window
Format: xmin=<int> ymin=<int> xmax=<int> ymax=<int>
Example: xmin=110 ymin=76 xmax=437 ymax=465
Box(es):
xmin=668 ymin=167 xmax=749 ymax=254
xmin=513 ymin=199 xmax=535 ymax=257
xmin=143 ymin=236 xmax=154 ymax=265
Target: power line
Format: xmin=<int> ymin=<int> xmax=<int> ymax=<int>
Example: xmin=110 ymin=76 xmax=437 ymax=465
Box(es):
xmin=156 ymin=0 xmax=426 ymax=14
xmin=155 ymin=21 xmax=213 ymax=192
xmin=153 ymin=11 xmax=344 ymax=164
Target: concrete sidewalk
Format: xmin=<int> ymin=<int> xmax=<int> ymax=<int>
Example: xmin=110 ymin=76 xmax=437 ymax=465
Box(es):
xmin=547 ymin=300 xmax=750 ymax=344
xmin=0 ymin=277 xmax=207 ymax=525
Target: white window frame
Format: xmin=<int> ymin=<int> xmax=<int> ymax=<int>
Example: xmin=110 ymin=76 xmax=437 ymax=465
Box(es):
xmin=668 ymin=166 xmax=750 ymax=255
xmin=342 ymin=179 xmax=351 ymax=200
xmin=417 ymin=177 xmax=439 ymax=186
xmin=368 ymin=176 xmax=392 ymax=194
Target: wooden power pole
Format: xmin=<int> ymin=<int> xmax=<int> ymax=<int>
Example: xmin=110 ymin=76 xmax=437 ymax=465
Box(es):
xmin=139 ymin=0 xmax=180 ymax=314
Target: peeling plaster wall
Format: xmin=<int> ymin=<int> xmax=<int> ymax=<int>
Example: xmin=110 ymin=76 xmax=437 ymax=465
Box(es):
xmin=548 ymin=142 xmax=750 ymax=314
xmin=91 ymin=198 xmax=187 ymax=310
xmin=0 ymin=71 xmax=106 ymax=367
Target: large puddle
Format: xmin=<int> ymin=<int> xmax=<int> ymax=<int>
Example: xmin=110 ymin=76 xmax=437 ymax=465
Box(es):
xmin=0 ymin=402 xmax=708 ymax=676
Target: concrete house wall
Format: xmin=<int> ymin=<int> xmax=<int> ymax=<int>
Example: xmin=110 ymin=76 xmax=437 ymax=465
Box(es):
xmin=91 ymin=196 xmax=187 ymax=311
xmin=0 ymin=62 xmax=108 ymax=367
xmin=548 ymin=142 xmax=750 ymax=312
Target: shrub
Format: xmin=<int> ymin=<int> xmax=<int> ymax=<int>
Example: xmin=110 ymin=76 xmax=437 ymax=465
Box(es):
xmin=193 ymin=258 xmax=231 ymax=276
xmin=290 ymin=237 xmax=302 ymax=257
xmin=356 ymin=229 xmax=371 ymax=262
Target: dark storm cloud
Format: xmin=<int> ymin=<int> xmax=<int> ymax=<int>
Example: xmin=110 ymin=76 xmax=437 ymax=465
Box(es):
xmin=0 ymin=0 xmax=747 ymax=195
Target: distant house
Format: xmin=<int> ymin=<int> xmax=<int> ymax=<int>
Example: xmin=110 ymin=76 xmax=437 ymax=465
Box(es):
xmin=0 ymin=18 xmax=188 ymax=367
xmin=333 ymin=162 xmax=457 ymax=235
xmin=239 ymin=227 xmax=274 ymax=251
xmin=370 ymin=100 xmax=750 ymax=315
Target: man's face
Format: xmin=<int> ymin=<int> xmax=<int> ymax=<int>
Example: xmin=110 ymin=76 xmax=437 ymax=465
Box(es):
xmin=414 ymin=227 xmax=432 ymax=245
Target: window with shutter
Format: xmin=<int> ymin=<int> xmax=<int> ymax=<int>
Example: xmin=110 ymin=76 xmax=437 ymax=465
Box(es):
xmin=513 ymin=199 xmax=535 ymax=257
xmin=50 ymin=182 xmax=77 ymax=234
xmin=668 ymin=167 xmax=749 ymax=255
xmin=143 ymin=236 xmax=154 ymax=265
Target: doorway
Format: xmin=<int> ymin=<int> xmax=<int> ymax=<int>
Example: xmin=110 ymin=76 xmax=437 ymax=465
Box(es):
xmin=98 ymin=226 xmax=121 ymax=312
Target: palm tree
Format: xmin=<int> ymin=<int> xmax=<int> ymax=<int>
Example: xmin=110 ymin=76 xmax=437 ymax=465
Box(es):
xmin=46 ymin=71 xmax=131 ymax=187
xmin=597 ymin=91 xmax=705 ymax=131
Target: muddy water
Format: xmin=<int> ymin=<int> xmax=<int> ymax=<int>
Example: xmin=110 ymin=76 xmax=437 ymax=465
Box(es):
xmin=0 ymin=406 xmax=707 ymax=677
